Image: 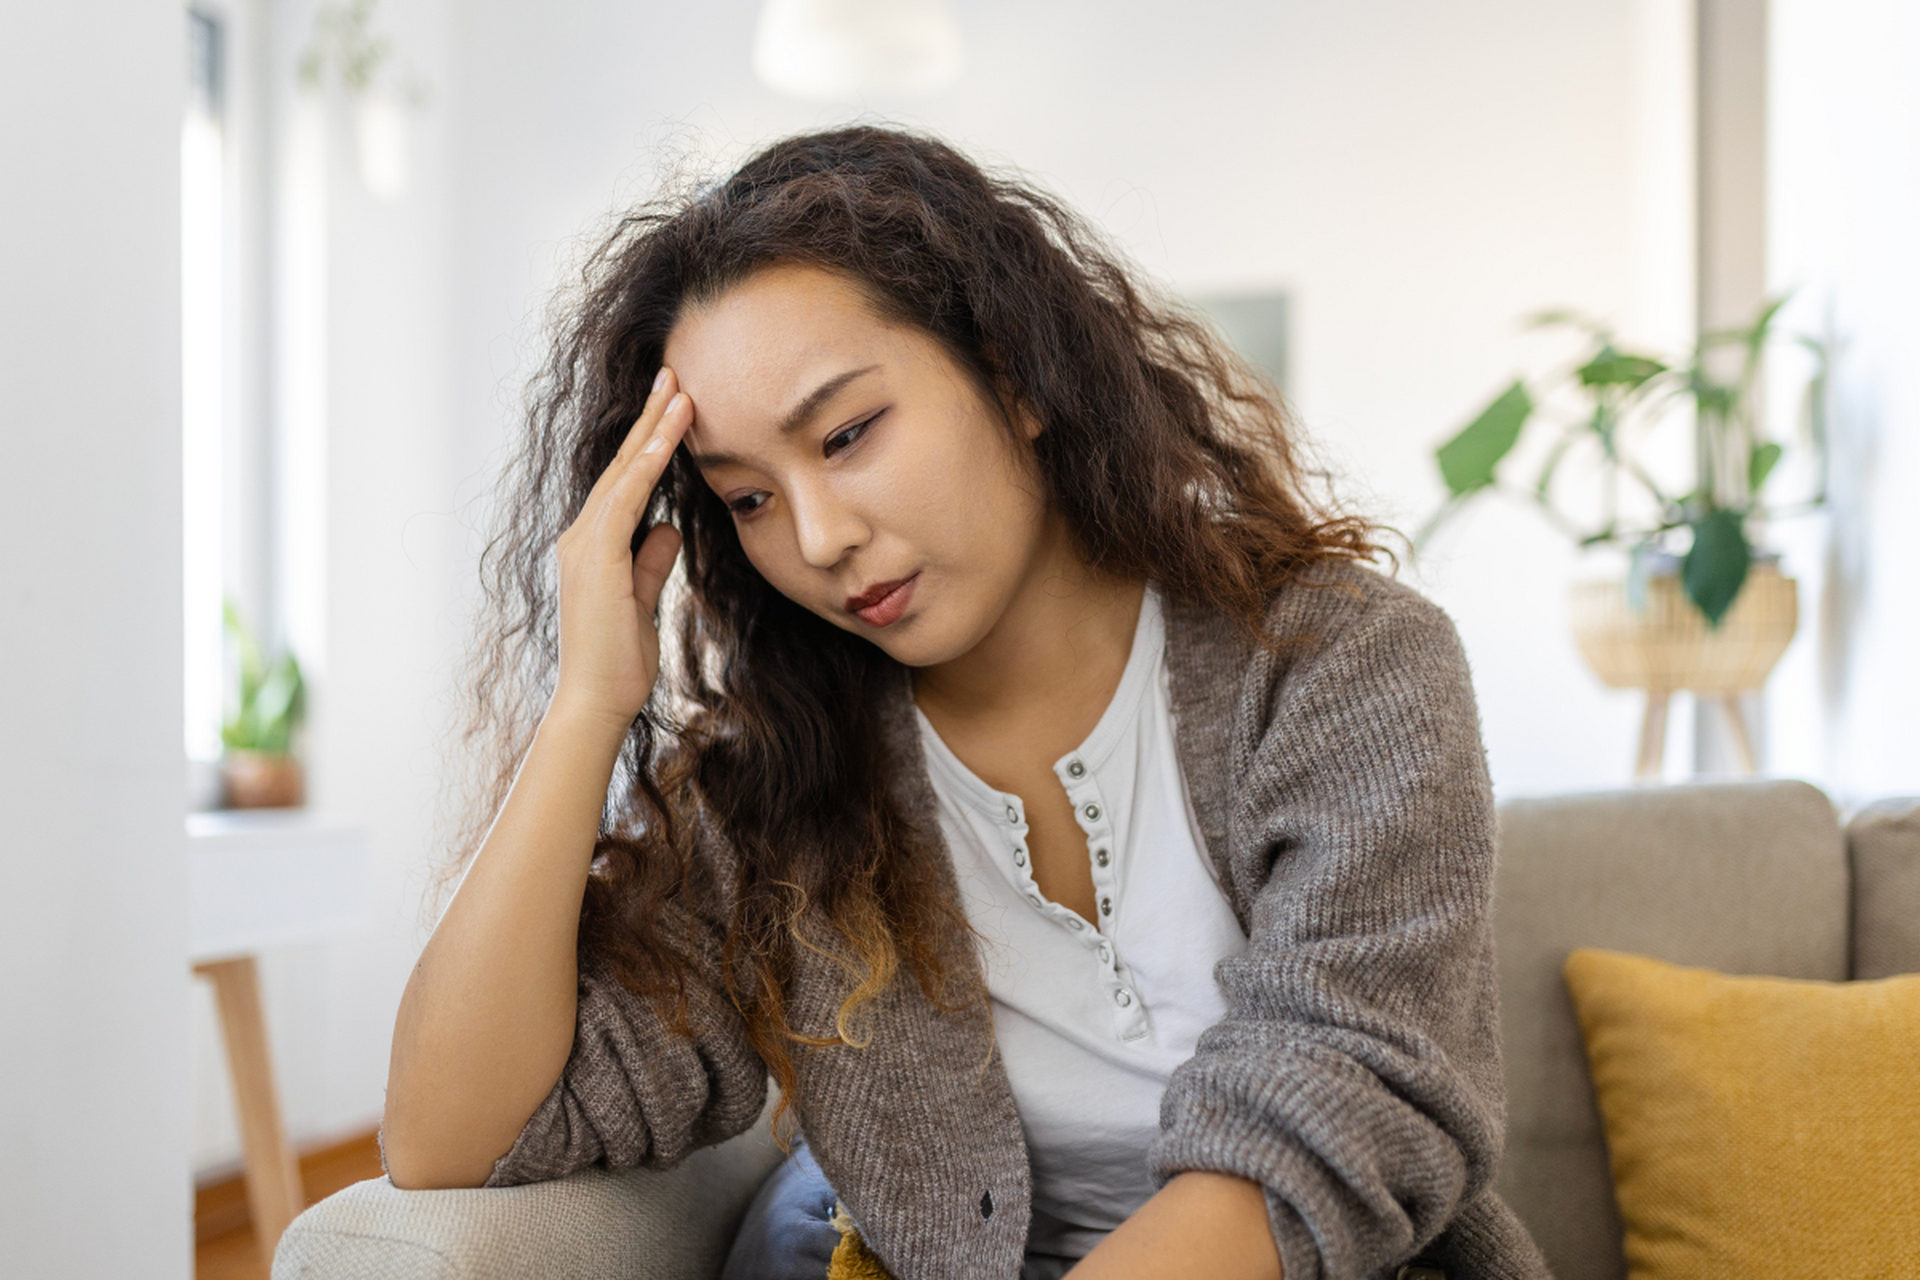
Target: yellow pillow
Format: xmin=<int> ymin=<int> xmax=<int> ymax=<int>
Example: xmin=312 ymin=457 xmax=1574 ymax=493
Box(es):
xmin=1562 ymin=948 xmax=1920 ymax=1277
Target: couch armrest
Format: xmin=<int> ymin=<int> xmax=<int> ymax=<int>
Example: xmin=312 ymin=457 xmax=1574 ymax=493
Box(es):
xmin=1849 ymin=796 xmax=1920 ymax=980
xmin=273 ymin=1114 xmax=783 ymax=1280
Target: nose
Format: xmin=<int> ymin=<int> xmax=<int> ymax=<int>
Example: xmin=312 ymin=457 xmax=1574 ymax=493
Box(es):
xmin=787 ymin=477 xmax=869 ymax=570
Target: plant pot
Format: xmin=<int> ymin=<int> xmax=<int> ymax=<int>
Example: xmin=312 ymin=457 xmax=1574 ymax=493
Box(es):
xmin=222 ymin=751 xmax=306 ymax=809
xmin=1569 ymin=564 xmax=1798 ymax=693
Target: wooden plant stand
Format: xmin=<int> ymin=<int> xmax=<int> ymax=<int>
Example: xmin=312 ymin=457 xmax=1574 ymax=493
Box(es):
xmin=1570 ymin=567 xmax=1797 ymax=782
xmin=1633 ymin=690 xmax=1758 ymax=781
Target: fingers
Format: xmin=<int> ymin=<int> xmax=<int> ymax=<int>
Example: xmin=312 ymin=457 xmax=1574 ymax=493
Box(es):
xmin=631 ymin=523 xmax=683 ymax=621
xmin=614 ymin=366 xmax=679 ymax=466
xmin=576 ymin=371 xmax=693 ymax=548
xmin=601 ymin=391 xmax=692 ymax=525
xmin=577 ymin=368 xmax=680 ymax=518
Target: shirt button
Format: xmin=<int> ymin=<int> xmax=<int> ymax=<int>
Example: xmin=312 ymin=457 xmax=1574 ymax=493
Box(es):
xmin=1070 ymin=918 xmax=1086 ymax=931
xmin=1114 ymin=988 xmax=1134 ymax=1007
xmin=1098 ymin=943 xmax=1113 ymax=963
xmin=1027 ymin=894 xmax=1043 ymax=908
xmin=1100 ymin=897 xmax=1112 ymax=916
xmin=1005 ymin=803 xmax=1019 ymax=824
xmin=1094 ymin=848 xmax=1110 ymax=867
xmin=1012 ymin=848 xmax=1027 ymax=866
xmin=1066 ymin=760 xmax=1086 ymax=778
xmin=1083 ymin=802 xmax=1102 ymax=822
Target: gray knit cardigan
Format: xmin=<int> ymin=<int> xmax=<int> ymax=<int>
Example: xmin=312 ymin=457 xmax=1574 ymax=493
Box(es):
xmin=483 ymin=561 xmax=1552 ymax=1280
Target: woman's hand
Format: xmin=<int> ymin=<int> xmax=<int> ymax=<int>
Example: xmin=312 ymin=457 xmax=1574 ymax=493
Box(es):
xmin=1066 ymin=1173 xmax=1283 ymax=1280
xmin=548 ymin=368 xmax=693 ymax=733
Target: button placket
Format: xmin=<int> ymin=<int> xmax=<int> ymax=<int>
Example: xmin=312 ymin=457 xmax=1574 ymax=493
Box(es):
xmin=1055 ymin=756 xmax=1144 ymax=1036
xmin=997 ymin=793 xmax=1090 ymax=930
xmin=1068 ymin=782 xmax=1118 ymax=936
xmin=997 ymin=794 xmax=1046 ymax=913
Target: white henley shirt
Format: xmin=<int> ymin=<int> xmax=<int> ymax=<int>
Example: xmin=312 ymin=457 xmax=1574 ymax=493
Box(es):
xmin=913 ymin=586 xmax=1249 ymax=1274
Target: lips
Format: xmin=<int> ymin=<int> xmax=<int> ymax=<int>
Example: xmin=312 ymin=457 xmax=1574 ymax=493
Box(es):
xmin=846 ymin=572 xmax=919 ymax=627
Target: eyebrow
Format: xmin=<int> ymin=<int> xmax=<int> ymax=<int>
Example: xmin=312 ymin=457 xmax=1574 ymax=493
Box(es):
xmin=688 ymin=364 xmax=881 ymax=469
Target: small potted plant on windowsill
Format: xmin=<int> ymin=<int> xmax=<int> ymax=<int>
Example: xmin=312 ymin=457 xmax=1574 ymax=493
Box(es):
xmin=1417 ymin=296 xmax=1828 ymax=777
xmin=221 ymin=602 xmax=308 ymax=809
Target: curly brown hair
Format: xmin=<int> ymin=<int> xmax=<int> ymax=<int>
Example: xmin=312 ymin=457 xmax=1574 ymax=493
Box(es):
xmin=458 ymin=125 xmax=1379 ymax=1131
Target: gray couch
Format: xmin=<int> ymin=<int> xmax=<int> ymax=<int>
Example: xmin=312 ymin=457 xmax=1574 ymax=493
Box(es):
xmin=274 ymin=781 xmax=1920 ymax=1280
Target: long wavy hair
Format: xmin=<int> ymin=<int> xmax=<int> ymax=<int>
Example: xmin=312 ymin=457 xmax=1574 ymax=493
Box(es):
xmin=458 ymin=126 xmax=1379 ymax=1128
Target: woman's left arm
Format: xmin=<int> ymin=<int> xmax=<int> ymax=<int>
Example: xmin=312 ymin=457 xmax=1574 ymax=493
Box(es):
xmin=1138 ymin=577 xmax=1508 ymax=1280
xmin=1067 ymin=1171 xmax=1282 ymax=1280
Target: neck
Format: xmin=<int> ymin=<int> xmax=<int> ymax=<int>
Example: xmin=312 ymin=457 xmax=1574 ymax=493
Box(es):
xmin=912 ymin=513 xmax=1146 ymax=727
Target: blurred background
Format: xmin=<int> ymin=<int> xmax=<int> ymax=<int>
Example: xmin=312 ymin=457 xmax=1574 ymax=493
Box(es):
xmin=4 ymin=0 xmax=1916 ymax=1274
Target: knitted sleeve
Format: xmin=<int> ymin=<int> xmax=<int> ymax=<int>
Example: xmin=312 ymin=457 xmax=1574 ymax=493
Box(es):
xmin=1146 ymin=575 xmax=1529 ymax=1280
xmin=482 ymin=846 xmax=769 ymax=1186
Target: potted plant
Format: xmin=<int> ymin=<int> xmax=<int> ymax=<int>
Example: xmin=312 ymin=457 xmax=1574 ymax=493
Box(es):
xmin=1418 ymin=296 xmax=1827 ymax=776
xmin=221 ymin=602 xmax=308 ymax=808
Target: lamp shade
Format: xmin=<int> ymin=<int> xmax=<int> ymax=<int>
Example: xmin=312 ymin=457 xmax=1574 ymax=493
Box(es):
xmin=753 ymin=0 xmax=964 ymax=101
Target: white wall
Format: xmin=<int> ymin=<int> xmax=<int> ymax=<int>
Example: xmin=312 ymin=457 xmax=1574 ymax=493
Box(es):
xmin=1766 ymin=0 xmax=1920 ymax=805
xmin=0 ymin=3 xmax=192 ymax=1276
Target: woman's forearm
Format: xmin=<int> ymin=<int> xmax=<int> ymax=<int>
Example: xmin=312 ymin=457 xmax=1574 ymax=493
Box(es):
xmin=1067 ymin=1172 xmax=1283 ymax=1280
xmin=381 ymin=702 xmax=630 ymax=1189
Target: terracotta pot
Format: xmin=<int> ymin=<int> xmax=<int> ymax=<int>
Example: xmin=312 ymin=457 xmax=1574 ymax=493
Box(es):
xmin=1569 ymin=564 xmax=1798 ymax=693
xmin=222 ymin=751 xmax=306 ymax=809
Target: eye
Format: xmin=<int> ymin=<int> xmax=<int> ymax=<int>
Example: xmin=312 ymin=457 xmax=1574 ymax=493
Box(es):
xmin=726 ymin=491 xmax=769 ymax=517
xmin=824 ymin=412 xmax=880 ymax=457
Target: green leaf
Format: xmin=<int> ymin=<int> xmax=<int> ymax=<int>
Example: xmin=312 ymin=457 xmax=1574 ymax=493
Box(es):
xmin=1577 ymin=349 xmax=1667 ymax=389
xmin=1436 ymin=381 xmax=1532 ymax=497
xmin=1682 ymin=509 xmax=1751 ymax=627
xmin=1743 ymin=294 xmax=1789 ymax=357
xmin=252 ymin=655 xmax=306 ymax=754
xmin=1748 ymin=441 xmax=1783 ymax=494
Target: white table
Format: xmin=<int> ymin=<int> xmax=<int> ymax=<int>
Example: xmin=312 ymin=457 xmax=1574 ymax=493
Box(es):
xmin=189 ymin=810 xmax=369 ymax=1263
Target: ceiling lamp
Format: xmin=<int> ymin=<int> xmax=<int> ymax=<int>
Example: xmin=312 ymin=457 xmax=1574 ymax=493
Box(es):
xmin=753 ymin=0 xmax=965 ymax=101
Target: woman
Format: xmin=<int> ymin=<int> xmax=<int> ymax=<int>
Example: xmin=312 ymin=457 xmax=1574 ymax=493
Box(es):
xmin=382 ymin=127 xmax=1547 ymax=1280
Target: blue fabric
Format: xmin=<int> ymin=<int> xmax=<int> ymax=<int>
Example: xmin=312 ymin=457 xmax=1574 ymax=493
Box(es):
xmin=719 ymin=1139 xmax=842 ymax=1280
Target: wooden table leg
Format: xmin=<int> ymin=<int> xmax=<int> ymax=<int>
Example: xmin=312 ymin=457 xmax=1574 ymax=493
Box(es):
xmin=1719 ymin=693 xmax=1759 ymax=774
xmin=195 ymin=955 xmax=304 ymax=1265
xmin=1635 ymin=690 xmax=1671 ymax=781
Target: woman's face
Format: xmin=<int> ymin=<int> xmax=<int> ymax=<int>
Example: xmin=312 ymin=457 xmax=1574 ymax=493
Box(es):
xmin=663 ymin=263 xmax=1055 ymax=669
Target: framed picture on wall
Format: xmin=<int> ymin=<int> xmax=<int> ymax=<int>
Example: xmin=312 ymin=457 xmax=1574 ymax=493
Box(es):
xmin=1191 ymin=291 xmax=1290 ymax=397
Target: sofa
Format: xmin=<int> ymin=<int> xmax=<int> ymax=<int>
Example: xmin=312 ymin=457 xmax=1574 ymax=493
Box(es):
xmin=273 ymin=780 xmax=1920 ymax=1280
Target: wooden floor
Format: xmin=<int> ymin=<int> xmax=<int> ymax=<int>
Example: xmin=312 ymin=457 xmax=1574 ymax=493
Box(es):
xmin=196 ymin=1129 xmax=384 ymax=1280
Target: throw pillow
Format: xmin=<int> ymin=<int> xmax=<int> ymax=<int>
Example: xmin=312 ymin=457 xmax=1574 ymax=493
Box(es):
xmin=1562 ymin=948 xmax=1920 ymax=1276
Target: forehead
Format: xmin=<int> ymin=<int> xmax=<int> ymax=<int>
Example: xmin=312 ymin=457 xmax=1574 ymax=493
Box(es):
xmin=664 ymin=264 xmax=900 ymax=432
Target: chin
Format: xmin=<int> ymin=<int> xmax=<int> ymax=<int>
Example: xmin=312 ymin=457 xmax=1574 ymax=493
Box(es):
xmin=866 ymin=609 xmax=998 ymax=670
xmin=859 ymin=623 xmax=949 ymax=669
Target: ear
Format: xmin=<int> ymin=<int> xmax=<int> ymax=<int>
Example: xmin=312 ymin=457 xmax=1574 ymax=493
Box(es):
xmin=1014 ymin=403 xmax=1044 ymax=442
xmin=994 ymin=381 xmax=1043 ymax=441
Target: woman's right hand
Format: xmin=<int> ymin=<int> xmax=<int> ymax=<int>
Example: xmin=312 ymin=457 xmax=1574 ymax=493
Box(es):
xmin=549 ymin=368 xmax=693 ymax=732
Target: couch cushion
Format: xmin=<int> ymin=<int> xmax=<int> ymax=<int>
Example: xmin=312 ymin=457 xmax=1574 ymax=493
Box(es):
xmin=1492 ymin=780 xmax=1847 ymax=1280
xmin=1848 ymin=797 xmax=1920 ymax=980
xmin=1562 ymin=948 xmax=1920 ymax=1278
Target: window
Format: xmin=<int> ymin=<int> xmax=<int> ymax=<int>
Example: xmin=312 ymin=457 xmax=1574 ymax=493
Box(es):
xmin=181 ymin=2 xmax=276 ymax=805
xmin=182 ymin=9 xmax=227 ymax=768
